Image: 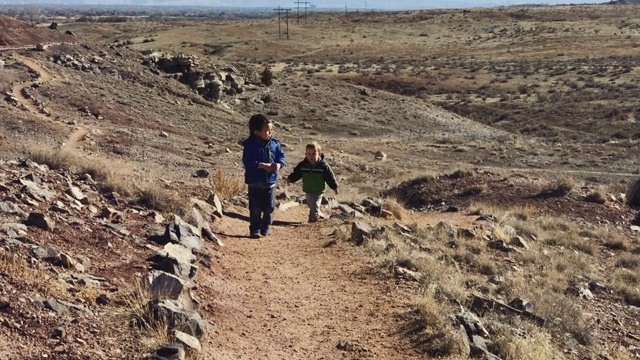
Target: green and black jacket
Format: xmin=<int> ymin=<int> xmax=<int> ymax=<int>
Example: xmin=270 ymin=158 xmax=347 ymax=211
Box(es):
xmin=288 ymin=155 xmax=338 ymax=194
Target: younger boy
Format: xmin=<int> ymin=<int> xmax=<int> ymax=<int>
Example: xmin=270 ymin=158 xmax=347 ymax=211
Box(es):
xmin=286 ymin=142 xmax=338 ymax=222
xmin=242 ymin=114 xmax=286 ymax=238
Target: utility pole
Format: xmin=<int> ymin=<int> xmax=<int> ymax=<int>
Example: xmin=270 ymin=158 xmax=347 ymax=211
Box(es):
xmin=294 ymin=1 xmax=310 ymax=25
xmin=274 ymin=6 xmax=292 ymax=39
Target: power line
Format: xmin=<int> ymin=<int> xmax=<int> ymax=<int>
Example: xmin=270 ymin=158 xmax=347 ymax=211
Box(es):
xmin=294 ymin=1 xmax=310 ymax=25
xmin=274 ymin=6 xmax=292 ymax=40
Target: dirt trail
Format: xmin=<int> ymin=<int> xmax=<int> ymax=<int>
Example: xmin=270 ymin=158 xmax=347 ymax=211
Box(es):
xmin=11 ymin=55 xmax=52 ymax=115
xmin=197 ymin=206 xmax=433 ymax=360
xmin=10 ymin=54 xmax=90 ymax=150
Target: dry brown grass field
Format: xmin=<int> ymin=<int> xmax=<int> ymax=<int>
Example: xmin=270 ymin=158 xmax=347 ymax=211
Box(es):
xmin=1 ymin=4 xmax=640 ymax=360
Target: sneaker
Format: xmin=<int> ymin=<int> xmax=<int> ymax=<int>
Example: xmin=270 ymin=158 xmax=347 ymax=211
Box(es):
xmin=308 ymin=218 xmax=318 ymax=223
xmin=250 ymin=232 xmax=261 ymax=239
xmin=260 ymin=228 xmax=269 ymax=237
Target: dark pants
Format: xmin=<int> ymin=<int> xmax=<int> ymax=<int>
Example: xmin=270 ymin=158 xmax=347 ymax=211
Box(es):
xmin=248 ymin=185 xmax=275 ymax=234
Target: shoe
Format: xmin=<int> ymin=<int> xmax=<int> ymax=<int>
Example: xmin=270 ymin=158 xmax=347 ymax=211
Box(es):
xmin=308 ymin=218 xmax=318 ymax=223
xmin=260 ymin=229 xmax=269 ymax=237
xmin=250 ymin=232 xmax=261 ymax=239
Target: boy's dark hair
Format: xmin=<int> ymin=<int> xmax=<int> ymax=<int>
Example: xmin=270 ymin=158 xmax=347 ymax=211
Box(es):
xmin=249 ymin=114 xmax=270 ymax=134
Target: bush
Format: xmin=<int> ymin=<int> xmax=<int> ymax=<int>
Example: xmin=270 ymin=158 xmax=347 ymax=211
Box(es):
xmin=261 ymin=67 xmax=273 ymax=86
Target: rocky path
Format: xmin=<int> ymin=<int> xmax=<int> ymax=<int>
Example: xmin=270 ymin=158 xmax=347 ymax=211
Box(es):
xmin=10 ymin=54 xmax=90 ymax=150
xmin=197 ymin=207 xmax=426 ymax=360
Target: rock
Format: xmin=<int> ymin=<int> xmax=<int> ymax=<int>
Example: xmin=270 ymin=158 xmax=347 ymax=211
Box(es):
xmin=0 ymin=201 xmax=28 ymax=219
xmin=510 ymin=236 xmax=530 ymax=249
xmin=278 ymin=201 xmax=299 ymax=211
xmin=336 ymin=340 xmax=369 ymax=353
xmin=99 ymin=207 xmax=123 ymax=222
xmin=24 ymin=173 xmax=41 ymax=184
xmin=52 ymin=327 xmax=65 ymax=338
xmin=19 ymin=179 xmax=55 ymax=201
xmin=435 ymin=221 xmax=457 ymax=241
xmin=488 ymin=240 xmax=518 ymax=253
xmin=454 ymin=324 xmax=471 ymax=356
xmin=151 ymin=343 xmax=185 ymax=360
xmin=44 ymin=299 xmax=68 ymax=314
xmin=160 ymin=131 xmax=169 ymax=138
xmin=276 ymin=191 xmax=290 ymax=200
xmin=395 ymin=266 xmax=423 ymax=282
xmin=588 ymin=281 xmax=610 ymax=294
xmin=351 ymin=221 xmax=372 ymax=246
xmin=456 ymin=311 xmax=489 ymax=337
xmin=374 ymin=151 xmax=387 ymax=161
xmin=66 ymin=186 xmax=86 ymax=202
xmin=361 ymin=198 xmax=382 ymax=216
xmin=60 ymin=253 xmax=85 ymax=272
xmin=150 ymin=243 xmax=198 ymax=279
xmin=65 ymin=30 xmax=76 ymax=37
xmin=204 ymin=194 xmax=223 ymax=217
xmin=508 ymin=298 xmax=533 ymax=312
xmin=174 ymin=331 xmax=202 ymax=352
xmin=35 ymin=43 xmax=46 ymax=51
xmin=626 ymin=179 xmax=640 ymax=206
xmin=194 ymin=169 xmax=209 ymax=178
xmin=470 ymin=335 xmax=501 ymax=360
xmin=380 ymin=209 xmax=395 ymax=219
xmin=502 ymin=225 xmax=517 ymax=237
xmin=0 ymin=298 xmax=10 ymax=312
xmin=564 ymin=286 xmax=594 ymax=300
xmin=96 ymin=294 xmax=110 ymax=306
xmin=148 ymin=211 xmax=165 ymax=223
xmin=165 ymin=224 xmax=203 ymax=251
xmin=150 ymin=299 xmax=206 ymax=338
xmin=27 ymin=213 xmax=55 ymax=230
xmin=143 ymin=270 xmax=196 ymax=306
xmin=32 ymin=245 xmax=62 ymax=264
xmin=1 ymin=222 xmax=28 ymax=234
xmin=0 ymin=59 xmax=4 ymax=68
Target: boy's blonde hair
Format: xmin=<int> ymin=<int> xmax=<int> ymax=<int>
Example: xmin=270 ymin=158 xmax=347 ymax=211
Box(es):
xmin=306 ymin=142 xmax=322 ymax=154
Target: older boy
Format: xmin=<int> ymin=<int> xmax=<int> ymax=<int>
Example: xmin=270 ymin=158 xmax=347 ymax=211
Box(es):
xmin=242 ymin=114 xmax=286 ymax=238
xmin=286 ymin=142 xmax=338 ymax=223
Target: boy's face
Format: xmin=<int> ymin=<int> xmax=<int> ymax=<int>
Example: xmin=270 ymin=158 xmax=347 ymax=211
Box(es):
xmin=306 ymin=148 xmax=321 ymax=165
xmin=254 ymin=122 xmax=273 ymax=141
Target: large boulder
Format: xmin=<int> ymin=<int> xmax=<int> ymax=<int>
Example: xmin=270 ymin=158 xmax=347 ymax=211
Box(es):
xmin=143 ymin=270 xmax=197 ymax=309
xmin=626 ymin=179 xmax=640 ymax=206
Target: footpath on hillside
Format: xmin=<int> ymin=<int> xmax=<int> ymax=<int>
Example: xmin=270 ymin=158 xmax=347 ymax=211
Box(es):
xmin=196 ymin=205 xmax=427 ymax=360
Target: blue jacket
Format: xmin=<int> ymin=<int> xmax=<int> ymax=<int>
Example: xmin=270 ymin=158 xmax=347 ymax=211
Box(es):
xmin=242 ymin=135 xmax=286 ymax=185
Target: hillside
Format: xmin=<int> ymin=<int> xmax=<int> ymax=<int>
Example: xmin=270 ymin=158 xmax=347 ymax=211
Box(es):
xmin=0 ymin=15 xmax=73 ymax=47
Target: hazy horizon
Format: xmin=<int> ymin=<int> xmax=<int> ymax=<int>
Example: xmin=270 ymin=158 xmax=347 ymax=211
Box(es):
xmin=0 ymin=0 xmax=608 ymax=9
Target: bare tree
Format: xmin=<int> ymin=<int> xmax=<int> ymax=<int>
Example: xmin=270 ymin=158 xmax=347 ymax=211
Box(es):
xmin=27 ymin=7 xmax=40 ymax=27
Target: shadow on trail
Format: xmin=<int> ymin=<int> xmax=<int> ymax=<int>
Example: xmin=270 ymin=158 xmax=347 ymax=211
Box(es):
xmin=223 ymin=211 xmax=304 ymax=227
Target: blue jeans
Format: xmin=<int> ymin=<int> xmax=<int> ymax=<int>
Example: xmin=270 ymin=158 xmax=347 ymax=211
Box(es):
xmin=248 ymin=185 xmax=275 ymax=234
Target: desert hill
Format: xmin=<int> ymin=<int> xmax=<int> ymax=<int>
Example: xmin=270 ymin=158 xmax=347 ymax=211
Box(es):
xmin=0 ymin=15 xmax=73 ymax=47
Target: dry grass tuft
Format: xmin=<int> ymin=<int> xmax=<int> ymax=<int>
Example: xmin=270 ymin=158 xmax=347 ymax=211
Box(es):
xmin=382 ymin=196 xmax=407 ymax=220
xmin=122 ymin=286 xmax=172 ymax=350
xmin=489 ymin=323 xmax=564 ymax=360
xmin=401 ymin=295 xmax=462 ymax=356
xmin=550 ymin=175 xmax=577 ymax=196
xmin=615 ymin=254 xmax=640 ymax=270
xmin=136 ymin=184 xmax=187 ymax=214
xmin=210 ymin=169 xmax=245 ymax=199
xmin=28 ymin=147 xmax=74 ymax=170
xmin=584 ymin=190 xmax=607 ymax=204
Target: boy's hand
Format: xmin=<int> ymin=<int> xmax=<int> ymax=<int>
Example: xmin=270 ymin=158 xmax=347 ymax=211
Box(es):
xmin=270 ymin=163 xmax=281 ymax=173
xmin=334 ymin=187 xmax=339 ymax=195
xmin=258 ymin=162 xmax=271 ymax=170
